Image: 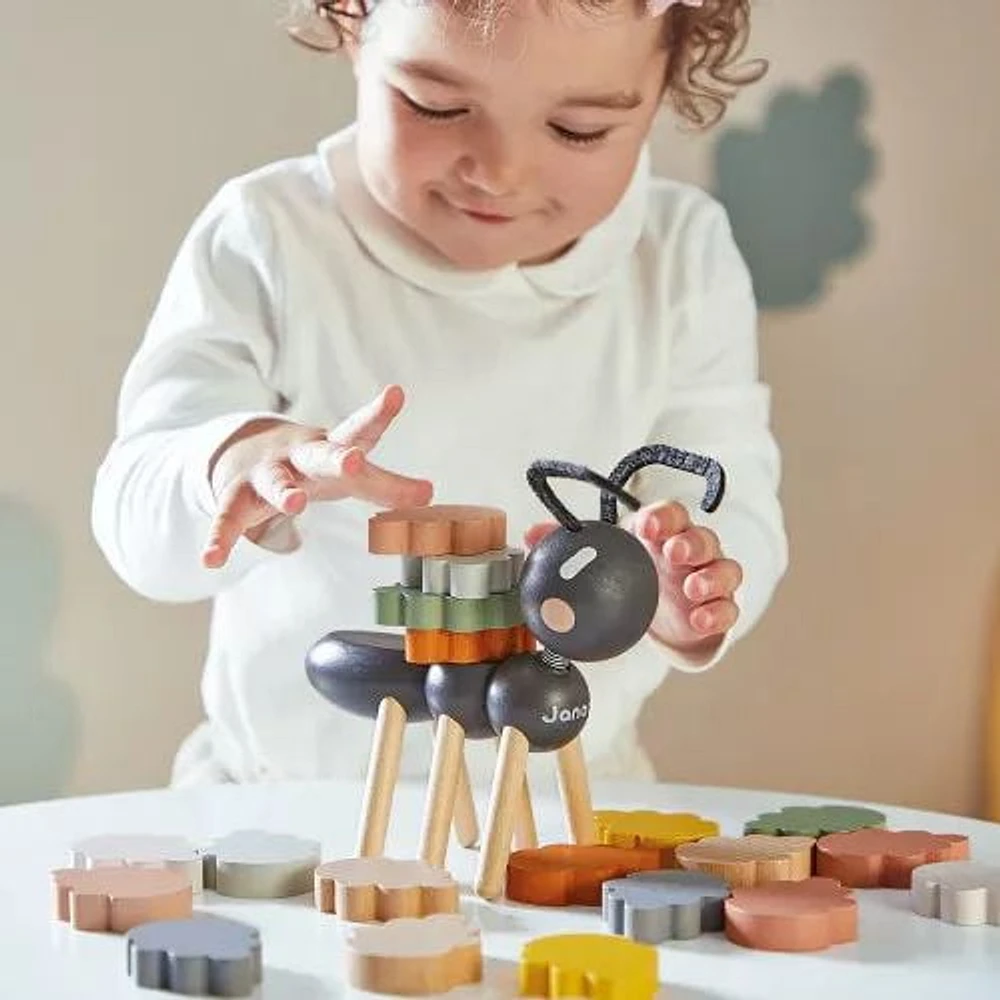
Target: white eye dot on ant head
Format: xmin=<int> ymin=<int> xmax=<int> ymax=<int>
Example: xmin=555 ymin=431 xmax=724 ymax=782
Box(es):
xmin=559 ymin=546 xmax=597 ymax=581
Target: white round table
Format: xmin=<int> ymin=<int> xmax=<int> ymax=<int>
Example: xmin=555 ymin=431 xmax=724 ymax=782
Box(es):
xmin=1 ymin=777 xmax=998 ymax=999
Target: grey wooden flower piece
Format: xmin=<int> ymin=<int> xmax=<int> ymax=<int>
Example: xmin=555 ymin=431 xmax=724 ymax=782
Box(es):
xmin=202 ymin=829 xmax=321 ymax=898
xmin=126 ymin=915 xmax=261 ymax=996
xmin=602 ymin=869 xmax=731 ymax=943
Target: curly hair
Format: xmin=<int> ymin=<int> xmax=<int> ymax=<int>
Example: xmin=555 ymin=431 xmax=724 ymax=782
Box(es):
xmin=285 ymin=0 xmax=765 ymax=129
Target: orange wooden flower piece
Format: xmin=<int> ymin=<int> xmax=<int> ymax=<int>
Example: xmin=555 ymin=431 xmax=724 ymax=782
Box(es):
xmin=724 ymin=877 xmax=858 ymax=952
xmin=404 ymin=625 xmax=535 ymax=664
xmin=52 ymin=866 xmax=192 ymax=933
xmin=369 ymin=505 xmax=506 ymax=556
xmin=506 ymin=844 xmax=663 ymax=907
xmin=815 ymin=828 xmax=970 ymax=888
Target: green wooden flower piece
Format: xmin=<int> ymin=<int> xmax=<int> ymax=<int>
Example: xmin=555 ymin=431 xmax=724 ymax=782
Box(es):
xmin=374 ymin=585 xmax=524 ymax=632
xmin=744 ymin=804 xmax=886 ymax=838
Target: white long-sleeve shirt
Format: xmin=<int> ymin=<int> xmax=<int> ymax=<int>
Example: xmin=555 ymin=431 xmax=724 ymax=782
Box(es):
xmin=92 ymin=124 xmax=787 ymax=789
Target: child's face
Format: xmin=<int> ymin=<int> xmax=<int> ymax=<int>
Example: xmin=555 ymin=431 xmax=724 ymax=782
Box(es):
xmin=350 ymin=0 xmax=669 ymax=270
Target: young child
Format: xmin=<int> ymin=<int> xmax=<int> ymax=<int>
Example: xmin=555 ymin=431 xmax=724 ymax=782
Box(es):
xmin=92 ymin=0 xmax=788 ymax=790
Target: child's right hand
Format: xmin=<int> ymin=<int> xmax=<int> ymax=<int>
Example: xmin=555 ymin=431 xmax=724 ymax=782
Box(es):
xmin=202 ymin=385 xmax=432 ymax=568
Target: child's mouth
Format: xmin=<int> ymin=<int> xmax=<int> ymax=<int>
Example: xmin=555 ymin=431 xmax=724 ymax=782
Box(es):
xmin=459 ymin=208 xmax=515 ymax=224
xmin=442 ymin=194 xmax=516 ymax=224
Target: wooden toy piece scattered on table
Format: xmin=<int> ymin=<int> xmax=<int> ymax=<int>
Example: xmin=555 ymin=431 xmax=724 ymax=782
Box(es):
xmin=70 ymin=833 xmax=204 ymax=892
xmin=674 ymin=834 xmax=815 ymax=888
xmin=519 ymin=933 xmax=659 ymax=1000
xmin=815 ymin=829 xmax=970 ymax=888
xmin=910 ymin=860 xmax=1000 ymax=926
xmin=743 ymin=804 xmax=887 ymax=838
xmin=368 ymin=504 xmax=506 ymax=556
xmin=343 ymin=912 xmax=482 ymax=996
xmin=202 ymin=830 xmax=321 ymax=899
xmin=305 ymin=444 xmax=728 ymax=902
xmin=52 ymin=866 xmax=192 ymax=933
xmin=125 ymin=916 xmax=261 ymax=997
xmin=595 ymin=809 xmax=720 ymax=867
xmin=724 ymin=877 xmax=858 ymax=952
xmin=602 ymin=869 xmax=730 ymax=942
xmin=505 ymin=844 xmax=663 ymax=907
xmin=313 ymin=857 xmax=459 ymax=921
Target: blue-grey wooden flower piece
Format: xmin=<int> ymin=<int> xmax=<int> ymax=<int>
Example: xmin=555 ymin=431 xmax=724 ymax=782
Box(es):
xmin=602 ymin=869 xmax=730 ymax=943
xmin=126 ymin=915 xmax=261 ymax=996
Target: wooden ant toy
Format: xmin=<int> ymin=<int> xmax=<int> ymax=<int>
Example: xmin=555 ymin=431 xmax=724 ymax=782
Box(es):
xmin=305 ymin=445 xmax=725 ymax=900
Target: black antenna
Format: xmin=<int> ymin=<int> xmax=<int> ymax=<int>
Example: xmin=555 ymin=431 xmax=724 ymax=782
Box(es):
xmin=526 ymin=460 xmax=642 ymax=532
xmin=600 ymin=445 xmax=726 ymax=524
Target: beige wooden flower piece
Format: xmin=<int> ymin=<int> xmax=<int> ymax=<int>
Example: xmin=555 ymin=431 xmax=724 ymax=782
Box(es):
xmin=314 ymin=857 xmax=459 ymax=921
xmin=344 ymin=913 xmax=482 ymax=995
xmin=675 ymin=834 xmax=815 ymax=888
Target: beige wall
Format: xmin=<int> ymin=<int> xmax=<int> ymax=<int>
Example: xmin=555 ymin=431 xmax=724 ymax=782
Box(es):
xmin=1 ymin=0 xmax=349 ymax=798
xmin=2 ymin=1 xmax=997 ymax=815
xmin=644 ymin=2 xmax=1000 ymax=817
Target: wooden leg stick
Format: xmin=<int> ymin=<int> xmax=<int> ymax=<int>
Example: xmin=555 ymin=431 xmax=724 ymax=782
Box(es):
xmin=513 ymin=774 xmax=538 ymax=850
xmin=357 ymin=697 xmax=407 ymax=857
xmin=452 ymin=755 xmax=480 ymax=849
xmin=555 ymin=736 xmax=596 ymax=846
xmin=475 ymin=727 xmax=530 ymax=900
xmin=419 ymin=715 xmax=465 ymax=868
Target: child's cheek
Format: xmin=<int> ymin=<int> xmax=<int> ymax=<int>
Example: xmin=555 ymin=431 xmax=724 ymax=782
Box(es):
xmin=389 ymin=116 xmax=462 ymax=179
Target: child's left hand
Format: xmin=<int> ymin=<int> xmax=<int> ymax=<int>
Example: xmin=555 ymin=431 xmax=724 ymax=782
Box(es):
xmin=524 ymin=499 xmax=742 ymax=659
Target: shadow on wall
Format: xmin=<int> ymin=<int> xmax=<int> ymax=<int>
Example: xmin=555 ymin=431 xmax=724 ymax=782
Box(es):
xmin=0 ymin=497 xmax=80 ymax=804
xmin=711 ymin=68 xmax=878 ymax=311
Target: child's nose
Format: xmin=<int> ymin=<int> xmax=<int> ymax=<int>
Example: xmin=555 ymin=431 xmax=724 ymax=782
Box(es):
xmin=457 ymin=129 xmax=526 ymax=196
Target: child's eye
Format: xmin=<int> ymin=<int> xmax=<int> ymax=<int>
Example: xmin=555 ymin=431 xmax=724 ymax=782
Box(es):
xmin=549 ymin=124 xmax=612 ymax=146
xmin=397 ymin=91 xmax=467 ymax=121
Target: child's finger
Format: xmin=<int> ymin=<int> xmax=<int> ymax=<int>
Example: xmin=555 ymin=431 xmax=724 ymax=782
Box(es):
xmin=523 ymin=522 xmax=559 ymax=549
xmin=287 ymin=441 xmax=366 ymax=480
xmin=689 ymin=598 xmax=740 ymax=635
xmin=202 ymin=483 xmax=272 ymax=568
xmin=315 ymin=455 xmax=433 ymax=509
xmin=682 ymin=559 xmax=743 ymax=603
xmin=630 ymin=501 xmax=690 ymax=541
xmin=663 ymin=526 xmax=721 ymax=568
xmin=249 ymin=460 xmax=308 ymax=516
xmin=327 ymin=384 xmax=406 ymax=453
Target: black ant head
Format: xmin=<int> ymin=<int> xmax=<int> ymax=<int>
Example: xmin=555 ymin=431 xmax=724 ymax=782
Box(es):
xmin=520 ymin=518 xmax=658 ymax=661
xmin=519 ymin=447 xmax=725 ymax=663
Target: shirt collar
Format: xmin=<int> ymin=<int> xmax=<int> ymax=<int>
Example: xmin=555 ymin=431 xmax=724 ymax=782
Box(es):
xmin=319 ymin=124 xmax=649 ymax=300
